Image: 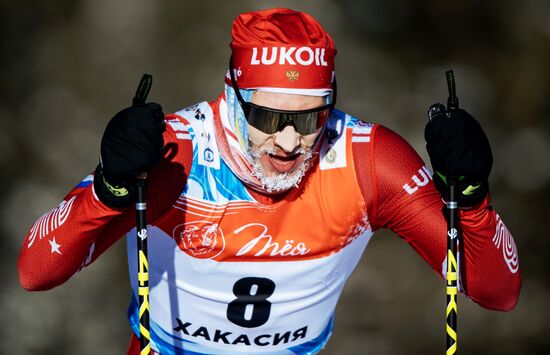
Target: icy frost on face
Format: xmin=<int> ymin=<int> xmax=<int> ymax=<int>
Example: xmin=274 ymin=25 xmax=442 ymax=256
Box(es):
xmin=249 ymin=144 xmax=316 ymax=193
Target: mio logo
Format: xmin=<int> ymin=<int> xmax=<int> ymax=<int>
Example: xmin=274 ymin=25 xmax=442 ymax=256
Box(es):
xmin=234 ymin=223 xmax=310 ymax=258
xmin=403 ymin=165 xmax=433 ymax=195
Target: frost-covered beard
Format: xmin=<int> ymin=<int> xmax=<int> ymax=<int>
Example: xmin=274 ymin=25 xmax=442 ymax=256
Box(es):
xmin=249 ymin=144 xmax=316 ymax=193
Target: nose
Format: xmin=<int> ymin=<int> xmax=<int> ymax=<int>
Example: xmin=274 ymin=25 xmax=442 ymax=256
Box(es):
xmin=273 ymin=125 xmax=301 ymax=153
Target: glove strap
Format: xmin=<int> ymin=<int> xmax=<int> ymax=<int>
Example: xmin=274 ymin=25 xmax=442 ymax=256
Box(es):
xmin=433 ymin=171 xmax=488 ymax=208
xmin=102 ymin=174 xmax=130 ymax=197
xmin=93 ymin=164 xmax=136 ymax=208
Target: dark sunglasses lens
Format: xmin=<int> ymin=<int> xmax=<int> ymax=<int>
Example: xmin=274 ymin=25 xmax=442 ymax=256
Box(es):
xmin=245 ymin=105 xmax=332 ymax=135
xmin=291 ymin=112 xmax=317 ymax=135
xmin=294 ymin=109 xmax=331 ymax=135
xmin=247 ymin=106 xmax=281 ymax=134
xmin=315 ymin=108 xmax=330 ymax=129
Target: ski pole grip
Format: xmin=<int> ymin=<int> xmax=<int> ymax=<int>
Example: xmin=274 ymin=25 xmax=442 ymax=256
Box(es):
xmin=133 ymin=74 xmax=152 ymax=180
xmin=446 ymin=70 xmax=459 ymax=110
xmin=133 ymin=74 xmax=153 ymax=106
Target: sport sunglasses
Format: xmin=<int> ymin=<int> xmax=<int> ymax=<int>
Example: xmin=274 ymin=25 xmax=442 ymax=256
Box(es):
xmin=229 ymin=58 xmax=337 ymax=136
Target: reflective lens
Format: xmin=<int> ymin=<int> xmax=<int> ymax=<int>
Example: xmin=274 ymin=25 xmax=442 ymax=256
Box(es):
xmin=244 ymin=103 xmax=332 ymax=135
xmin=229 ymin=57 xmax=337 ymax=136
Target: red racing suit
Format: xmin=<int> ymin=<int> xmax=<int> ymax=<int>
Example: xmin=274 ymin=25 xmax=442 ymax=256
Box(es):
xmin=18 ymin=94 xmax=521 ymax=354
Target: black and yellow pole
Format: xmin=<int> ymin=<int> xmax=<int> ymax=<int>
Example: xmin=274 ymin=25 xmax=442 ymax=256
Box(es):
xmin=428 ymin=70 xmax=461 ymax=354
xmin=132 ymin=74 xmax=153 ymax=354
xmin=444 ymin=70 xmax=459 ymax=355
xmin=445 ymin=178 xmax=459 ymax=355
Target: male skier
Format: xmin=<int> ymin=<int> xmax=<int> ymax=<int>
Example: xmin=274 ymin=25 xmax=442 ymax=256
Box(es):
xmin=18 ymin=8 xmax=521 ymax=355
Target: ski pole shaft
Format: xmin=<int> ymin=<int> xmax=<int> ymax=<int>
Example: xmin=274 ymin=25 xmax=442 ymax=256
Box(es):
xmin=445 ymin=70 xmax=459 ymax=355
xmin=133 ymin=74 xmax=153 ymax=354
xmin=446 ymin=179 xmax=458 ymax=355
xmin=136 ymin=178 xmax=150 ymax=354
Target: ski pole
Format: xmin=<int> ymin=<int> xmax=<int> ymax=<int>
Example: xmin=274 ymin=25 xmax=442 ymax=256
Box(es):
xmin=428 ymin=70 xmax=460 ymax=354
xmin=444 ymin=70 xmax=459 ymax=355
xmin=132 ymin=74 xmax=153 ymax=355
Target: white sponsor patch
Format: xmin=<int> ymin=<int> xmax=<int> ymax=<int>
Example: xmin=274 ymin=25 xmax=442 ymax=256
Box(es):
xmin=176 ymin=103 xmax=220 ymax=169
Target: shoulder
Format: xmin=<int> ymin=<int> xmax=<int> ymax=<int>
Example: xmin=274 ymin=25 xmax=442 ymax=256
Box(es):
xmin=162 ymin=101 xmax=214 ymax=143
xmin=369 ymin=124 xmax=421 ymax=160
xmin=173 ymin=101 xmax=212 ymax=124
xmin=341 ymin=113 xmax=428 ymax=190
xmin=326 ymin=109 xmax=379 ymax=152
xmin=328 ymin=109 xmax=377 ymax=138
xmin=330 ymin=109 xmax=417 ymax=153
xmin=324 ymin=109 xmax=376 ymax=144
xmin=370 ymin=124 xmax=432 ymax=197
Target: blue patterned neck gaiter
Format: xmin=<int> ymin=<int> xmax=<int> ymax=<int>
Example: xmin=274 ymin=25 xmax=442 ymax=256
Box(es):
xmin=224 ymin=84 xmax=254 ymax=152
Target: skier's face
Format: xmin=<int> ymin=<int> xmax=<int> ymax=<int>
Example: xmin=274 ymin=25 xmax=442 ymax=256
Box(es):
xmin=247 ymin=91 xmax=323 ymax=192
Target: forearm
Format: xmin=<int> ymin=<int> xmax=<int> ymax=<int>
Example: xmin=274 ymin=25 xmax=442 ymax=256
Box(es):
xmin=458 ymin=196 xmax=521 ymax=311
xmin=18 ymin=182 xmax=127 ymax=291
xmin=18 ymin=117 xmax=193 ymax=291
xmin=381 ymin=191 xmax=521 ymax=311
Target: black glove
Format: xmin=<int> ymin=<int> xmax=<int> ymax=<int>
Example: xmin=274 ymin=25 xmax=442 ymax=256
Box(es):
xmin=425 ymin=104 xmax=493 ymax=207
xmin=94 ymin=102 xmax=165 ymax=208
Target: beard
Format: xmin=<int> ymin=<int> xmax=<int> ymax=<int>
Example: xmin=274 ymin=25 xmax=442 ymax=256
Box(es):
xmin=248 ymin=144 xmax=317 ymax=193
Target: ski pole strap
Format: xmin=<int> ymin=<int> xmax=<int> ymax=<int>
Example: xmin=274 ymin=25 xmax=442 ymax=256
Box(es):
xmin=446 ymin=178 xmax=459 ymax=355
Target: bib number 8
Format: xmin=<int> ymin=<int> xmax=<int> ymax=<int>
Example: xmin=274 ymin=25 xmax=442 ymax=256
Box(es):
xmin=227 ymin=277 xmax=276 ymax=328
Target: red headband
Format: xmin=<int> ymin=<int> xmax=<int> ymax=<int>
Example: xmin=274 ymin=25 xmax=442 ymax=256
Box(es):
xmin=226 ymin=8 xmax=337 ymax=90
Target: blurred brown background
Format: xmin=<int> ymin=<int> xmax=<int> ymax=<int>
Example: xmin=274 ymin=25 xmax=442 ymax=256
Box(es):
xmin=2 ymin=0 xmax=548 ymax=354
